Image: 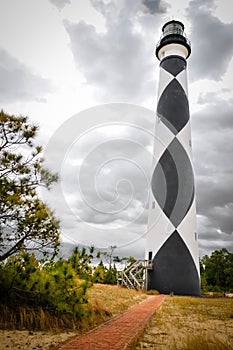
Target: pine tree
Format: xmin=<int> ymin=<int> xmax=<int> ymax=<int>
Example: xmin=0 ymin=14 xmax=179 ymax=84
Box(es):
xmin=0 ymin=111 xmax=60 ymax=261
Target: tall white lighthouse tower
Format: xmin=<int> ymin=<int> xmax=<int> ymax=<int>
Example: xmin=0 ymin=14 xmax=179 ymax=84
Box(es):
xmin=146 ymin=20 xmax=200 ymax=296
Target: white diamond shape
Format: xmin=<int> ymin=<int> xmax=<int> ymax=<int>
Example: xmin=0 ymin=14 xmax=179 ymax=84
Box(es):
xmin=177 ymin=201 xmax=200 ymax=275
xmin=176 ymin=121 xmax=193 ymax=161
xmin=147 ymin=197 xmax=175 ymax=257
xmin=157 ymin=67 xmax=174 ymax=102
xmin=176 ymin=69 xmax=188 ymax=96
xmin=152 ymin=117 xmax=175 ymax=166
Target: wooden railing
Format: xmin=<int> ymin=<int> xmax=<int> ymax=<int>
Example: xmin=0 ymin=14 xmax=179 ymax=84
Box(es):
xmin=117 ymin=259 xmax=153 ymax=290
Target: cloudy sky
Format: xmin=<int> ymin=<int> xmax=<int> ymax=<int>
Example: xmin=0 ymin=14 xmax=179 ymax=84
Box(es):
xmin=0 ymin=0 xmax=232 ymax=258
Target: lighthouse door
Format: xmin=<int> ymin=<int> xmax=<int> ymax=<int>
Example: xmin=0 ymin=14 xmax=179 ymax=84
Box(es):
xmin=148 ymin=251 xmax=152 ymax=261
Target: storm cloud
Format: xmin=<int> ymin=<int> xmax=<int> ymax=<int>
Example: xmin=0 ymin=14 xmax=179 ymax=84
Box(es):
xmin=187 ymin=0 xmax=233 ymax=81
xmin=141 ymin=0 xmax=168 ymax=14
xmin=64 ymin=0 xmax=169 ymax=102
xmin=0 ymin=0 xmax=232 ymax=258
xmin=48 ymin=0 xmax=233 ymax=256
xmin=192 ymin=94 xmax=233 ymax=255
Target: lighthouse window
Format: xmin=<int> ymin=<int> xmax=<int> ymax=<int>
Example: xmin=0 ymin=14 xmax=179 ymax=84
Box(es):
xmin=195 ymin=232 xmax=197 ymax=240
xmin=152 ymin=201 xmax=155 ymax=209
xmin=164 ymin=23 xmax=183 ymax=36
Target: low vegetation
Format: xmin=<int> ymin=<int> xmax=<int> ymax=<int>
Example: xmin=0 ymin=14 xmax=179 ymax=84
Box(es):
xmin=0 ymin=252 xmax=90 ymax=331
xmin=0 ymin=246 xmax=122 ymax=331
xmin=88 ymin=283 xmax=148 ymax=317
xmin=0 ymin=284 xmax=148 ymax=349
xmin=134 ymin=296 xmax=233 ymax=350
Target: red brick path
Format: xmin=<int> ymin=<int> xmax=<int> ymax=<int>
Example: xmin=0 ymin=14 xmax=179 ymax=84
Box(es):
xmin=56 ymin=294 xmax=166 ymax=350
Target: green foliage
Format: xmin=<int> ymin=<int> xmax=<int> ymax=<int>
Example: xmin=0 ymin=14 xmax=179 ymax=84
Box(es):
xmin=68 ymin=245 xmax=94 ymax=281
xmin=125 ymin=256 xmax=137 ymax=265
xmin=92 ymin=260 xmax=117 ymax=285
xmin=67 ymin=245 xmax=118 ymax=285
xmin=104 ymin=265 xmax=117 ymax=284
xmin=0 ymin=111 xmax=60 ymax=261
xmin=113 ymin=255 xmax=137 ymax=268
xmin=0 ymin=247 xmax=120 ymax=330
xmin=0 ymin=252 xmax=90 ymax=324
xmin=200 ymin=248 xmax=233 ymax=292
xmin=93 ymin=261 xmax=106 ymax=283
xmin=0 ymin=247 xmax=141 ymax=330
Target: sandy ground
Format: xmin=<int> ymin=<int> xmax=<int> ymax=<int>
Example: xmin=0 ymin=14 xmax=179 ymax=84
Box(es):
xmin=0 ymin=330 xmax=77 ymax=350
xmin=134 ymin=296 xmax=233 ymax=350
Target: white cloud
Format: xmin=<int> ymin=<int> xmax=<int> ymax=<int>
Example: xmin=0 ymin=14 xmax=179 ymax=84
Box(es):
xmin=0 ymin=48 xmax=52 ymax=103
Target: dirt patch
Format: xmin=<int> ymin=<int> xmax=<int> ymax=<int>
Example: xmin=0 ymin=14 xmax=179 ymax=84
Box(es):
xmin=0 ymin=330 xmax=76 ymax=350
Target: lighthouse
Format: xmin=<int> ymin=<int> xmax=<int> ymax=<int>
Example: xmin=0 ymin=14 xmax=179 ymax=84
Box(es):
xmin=145 ymin=20 xmax=200 ymax=296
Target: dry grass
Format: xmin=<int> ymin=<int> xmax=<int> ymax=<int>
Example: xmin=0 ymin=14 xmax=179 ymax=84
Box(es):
xmin=87 ymin=283 xmax=148 ymax=317
xmin=0 ymin=284 xmax=148 ymax=332
xmin=134 ymin=296 xmax=233 ymax=350
xmin=0 ymin=306 xmax=78 ymax=332
xmin=3 ymin=285 xmax=232 ymax=350
xmin=0 ymin=284 xmax=149 ymax=349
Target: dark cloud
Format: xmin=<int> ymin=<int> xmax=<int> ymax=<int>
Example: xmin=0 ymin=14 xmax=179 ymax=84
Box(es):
xmin=198 ymin=217 xmax=233 ymax=258
xmin=0 ymin=48 xmax=52 ymax=103
xmin=141 ymin=0 xmax=168 ymax=14
xmin=49 ymin=0 xmax=71 ymax=10
xmin=187 ymin=0 xmax=233 ymax=81
xmin=191 ymin=94 xmax=233 ymax=255
xmin=195 ymin=95 xmax=233 ymax=130
xmin=61 ymin=133 xmax=152 ymax=227
xmin=42 ymin=104 xmax=154 ymax=254
xmin=63 ymin=0 xmax=162 ymax=102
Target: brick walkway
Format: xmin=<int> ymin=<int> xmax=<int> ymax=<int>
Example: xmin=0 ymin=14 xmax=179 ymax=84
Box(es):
xmin=55 ymin=294 xmax=166 ymax=350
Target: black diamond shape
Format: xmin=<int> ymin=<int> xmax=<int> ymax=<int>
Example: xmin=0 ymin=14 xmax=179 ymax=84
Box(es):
xmin=161 ymin=56 xmax=186 ymax=77
xmin=157 ymin=79 xmax=189 ymax=134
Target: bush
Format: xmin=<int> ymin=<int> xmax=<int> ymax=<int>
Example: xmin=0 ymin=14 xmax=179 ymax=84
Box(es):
xmin=0 ymin=252 xmax=91 ymax=329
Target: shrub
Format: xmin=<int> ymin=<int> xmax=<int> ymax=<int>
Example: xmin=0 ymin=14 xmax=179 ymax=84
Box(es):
xmin=0 ymin=252 xmax=91 ymax=329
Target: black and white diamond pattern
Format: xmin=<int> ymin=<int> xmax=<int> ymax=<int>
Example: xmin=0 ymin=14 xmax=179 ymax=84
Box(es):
xmin=147 ymin=55 xmax=200 ymax=296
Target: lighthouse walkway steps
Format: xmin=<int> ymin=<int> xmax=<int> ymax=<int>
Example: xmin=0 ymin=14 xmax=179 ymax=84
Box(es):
xmin=117 ymin=259 xmax=153 ymax=290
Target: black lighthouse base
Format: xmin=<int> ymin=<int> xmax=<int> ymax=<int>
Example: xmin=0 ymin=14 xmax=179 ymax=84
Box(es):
xmin=147 ymin=231 xmax=200 ymax=296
